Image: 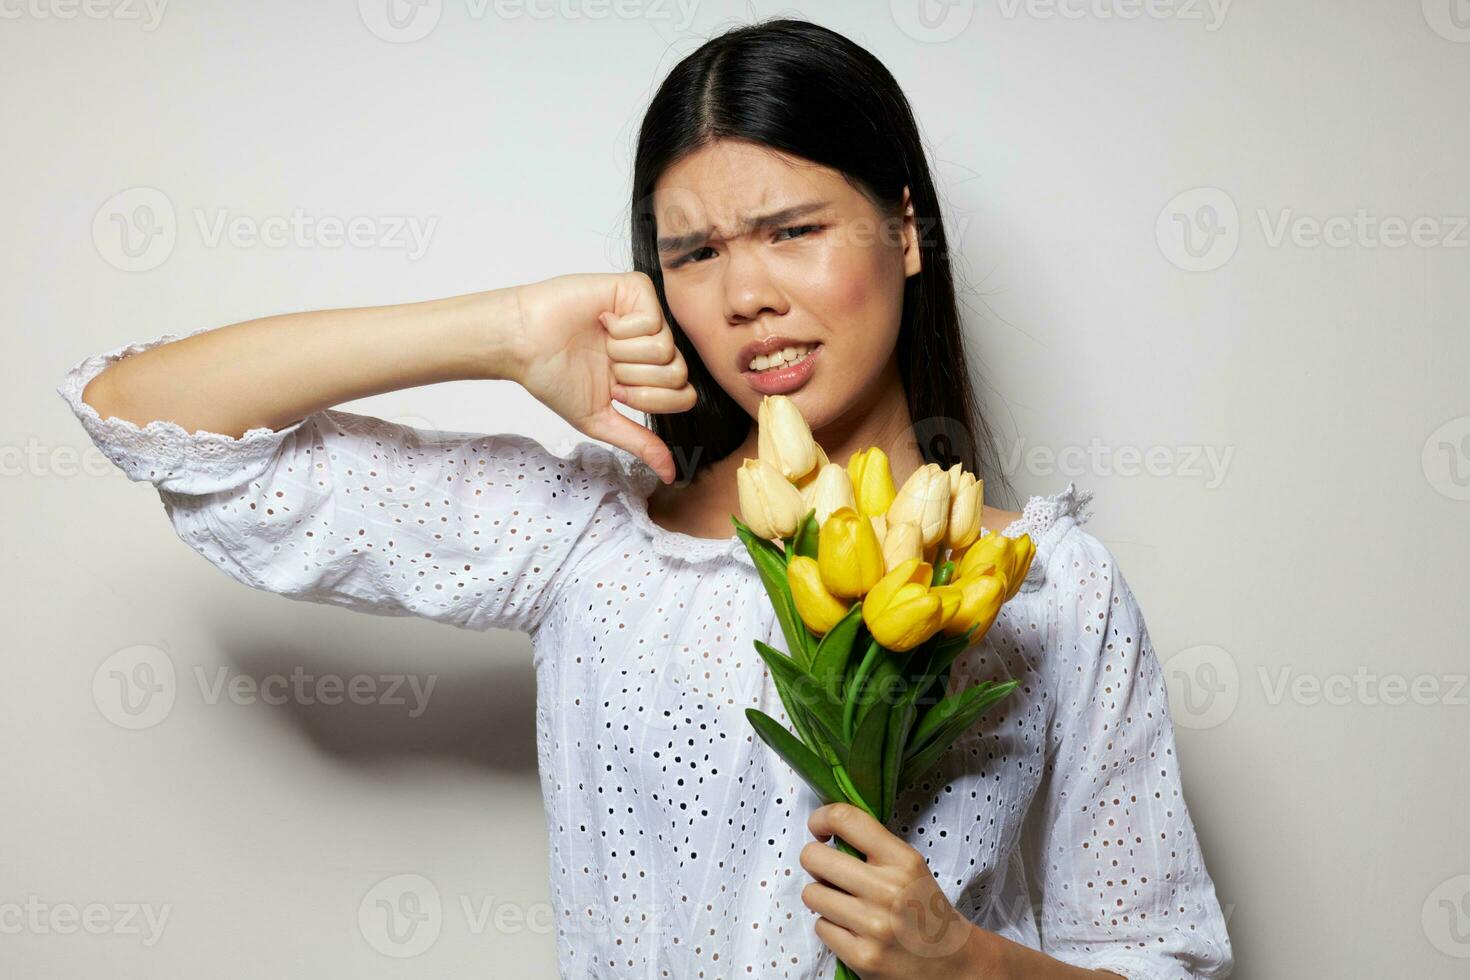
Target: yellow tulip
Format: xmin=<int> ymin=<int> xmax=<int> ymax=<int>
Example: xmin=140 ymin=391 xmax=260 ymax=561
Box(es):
xmin=758 ymin=395 xmax=819 ymax=482
xmin=940 ymin=572 xmax=1006 ymax=638
xmin=736 ymin=457 xmax=806 ymax=540
xmin=848 ymin=447 xmax=897 ymax=517
xmin=787 ymin=556 xmax=850 ymax=635
xmin=880 ymin=519 xmax=923 ymax=573
xmin=807 ymin=462 xmax=857 ymax=526
xmin=887 ymin=462 xmax=950 ymax=548
xmin=944 ymin=466 xmax=984 ymax=552
xmin=956 ymin=530 xmax=1036 ymax=602
xmin=817 ymin=506 xmax=886 ymax=599
xmin=794 ymin=441 xmax=830 ymax=505
xmin=861 ymin=557 xmax=946 ymax=652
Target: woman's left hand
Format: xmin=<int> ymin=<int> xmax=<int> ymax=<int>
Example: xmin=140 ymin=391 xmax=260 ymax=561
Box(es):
xmin=800 ymin=802 xmax=1000 ymax=980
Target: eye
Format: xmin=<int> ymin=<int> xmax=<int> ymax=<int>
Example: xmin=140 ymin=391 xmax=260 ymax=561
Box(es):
xmin=667 ymin=246 xmax=717 ymax=270
xmin=775 ymin=224 xmax=822 ymax=241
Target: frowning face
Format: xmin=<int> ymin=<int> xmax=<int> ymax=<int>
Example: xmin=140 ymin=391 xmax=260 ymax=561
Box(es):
xmin=652 ymin=139 xmax=921 ymax=434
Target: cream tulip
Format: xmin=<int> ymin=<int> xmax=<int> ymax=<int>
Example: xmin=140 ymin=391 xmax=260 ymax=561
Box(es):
xmin=944 ymin=466 xmax=984 ymax=552
xmin=880 ymin=519 xmax=923 ymax=573
xmin=886 ymin=463 xmax=950 ymax=548
xmin=757 ymin=395 xmax=819 ymax=483
xmin=736 ymin=457 xmax=806 ymax=540
xmin=807 ymin=462 xmax=857 ymax=525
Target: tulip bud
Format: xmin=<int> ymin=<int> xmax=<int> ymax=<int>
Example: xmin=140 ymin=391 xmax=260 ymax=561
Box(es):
xmin=956 ymin=530 xmax=1036 ymax=602
xmin=940 ymin=572 xmax=1006 ymax=638
xmin=848 ymin=447 xmax=897 ymax=517
xmin=787 ymin=556 xmax=850 ymax=635
xmin=887 ymin=463 xmax=950 ymax=547
xmin=944 ymin=467 xmax=984 ymax=552
xmin=881 ymin=519 xmax=923 ymax=573
xmin=758 ymin=395 xmax=819 ymax=482
xmin=816 ymin=506 xmax=886 ymax=599
xmin=861 ymin=557 xmax=945 ymax=652
xmin=808 ymin=463 xmax=857 ymax=525
xmin=737 ymin=457 xmax=806 ymax=540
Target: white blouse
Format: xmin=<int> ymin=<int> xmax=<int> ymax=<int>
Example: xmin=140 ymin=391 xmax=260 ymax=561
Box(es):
xmin=58 ymin=328 xmax=1234 ymax=980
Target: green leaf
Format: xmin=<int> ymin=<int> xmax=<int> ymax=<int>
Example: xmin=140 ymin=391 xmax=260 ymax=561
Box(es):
xmin=880 ymin=697 xmax=916 ymax=823
xmin=844 ymin=689 xmax=889 ymax=814
xmin=897 ymin=678 xmax=1017 ymax=791
xmin=746 ymin=708 xmax=844 ymax=805
xmin=932 ymin=559 xmax=956 ymax=587
xmin=733 ymin=514 xmax=813 ymax=669
xmin=754 ymin=639 xmax=848 ymax=757
xmin=792 ymin=507 xmax=819 ymax=560
xmin=811 ymin=603 xmax=864 ymax=703
xmin=842 ymin=637 xmax=884 ymax=741
xmin=907 ymin=678 xmax=1020 ymax=761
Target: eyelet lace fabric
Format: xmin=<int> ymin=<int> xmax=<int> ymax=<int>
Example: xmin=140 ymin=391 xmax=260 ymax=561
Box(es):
xmin=58 ymin=331 xmax=1233 ymax=980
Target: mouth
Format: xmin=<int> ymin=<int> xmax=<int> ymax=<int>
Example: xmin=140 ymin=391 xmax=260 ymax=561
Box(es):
xmin=740 ymin=341 xmax=823 ymax=395
xmin=741 ymin=340 xmax=823 ymax=374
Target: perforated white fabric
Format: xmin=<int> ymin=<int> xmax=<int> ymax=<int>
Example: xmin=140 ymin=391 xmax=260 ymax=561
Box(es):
xmin=58 ymin=331 xmax=1233 ymax=980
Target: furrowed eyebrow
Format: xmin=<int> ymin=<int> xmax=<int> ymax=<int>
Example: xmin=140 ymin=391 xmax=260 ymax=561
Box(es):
xmin=655 ymin=201 xmax=831 ymax=255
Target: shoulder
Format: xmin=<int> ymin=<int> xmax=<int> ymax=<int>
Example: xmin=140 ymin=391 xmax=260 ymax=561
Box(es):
xmin=993 ymin=481 xmax=1100 ymax=596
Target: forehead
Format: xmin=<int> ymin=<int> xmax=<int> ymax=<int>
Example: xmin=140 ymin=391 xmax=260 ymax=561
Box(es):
xmin=651 ymin=140 xmax=861 ymax=229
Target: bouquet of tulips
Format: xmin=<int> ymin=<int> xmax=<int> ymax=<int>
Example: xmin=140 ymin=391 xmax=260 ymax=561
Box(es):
xmin=732 ymin=395 xmax=1035 ymax=977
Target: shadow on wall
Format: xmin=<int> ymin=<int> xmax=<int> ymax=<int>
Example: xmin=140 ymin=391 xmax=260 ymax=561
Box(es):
xmin=206 ymin=612 xmax=540 ymax=775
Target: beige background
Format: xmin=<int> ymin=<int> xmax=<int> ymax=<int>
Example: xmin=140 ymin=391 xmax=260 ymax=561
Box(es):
xmin=6 ymin=1 xmax=1468 ymax=976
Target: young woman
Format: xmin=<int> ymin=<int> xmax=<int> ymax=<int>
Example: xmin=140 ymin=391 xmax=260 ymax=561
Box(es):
xmin=58 ymin=18 xmax=1233 ymax=980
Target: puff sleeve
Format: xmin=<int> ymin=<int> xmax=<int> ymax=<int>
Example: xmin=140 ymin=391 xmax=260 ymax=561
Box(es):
xmin=56 ymin=328 xmax=627 ymax=635
xmin=1019 ymin=528 xmax=1234 ymax=979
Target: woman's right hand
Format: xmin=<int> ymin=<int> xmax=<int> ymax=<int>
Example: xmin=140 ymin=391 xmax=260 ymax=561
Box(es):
xmin=511 ymin=272 xmax=697 ymax=484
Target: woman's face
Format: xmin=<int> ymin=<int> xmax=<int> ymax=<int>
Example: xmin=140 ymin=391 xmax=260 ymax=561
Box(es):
xmin=652 ymin=139 xmax=921 ymax=433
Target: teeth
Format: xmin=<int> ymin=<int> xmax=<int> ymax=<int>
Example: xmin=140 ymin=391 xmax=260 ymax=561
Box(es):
xmin=750 ymin=343 xmax=818 ymax=372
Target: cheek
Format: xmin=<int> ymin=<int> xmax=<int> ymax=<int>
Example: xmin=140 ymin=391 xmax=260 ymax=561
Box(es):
xmin=807 ymin=240 xmax=905 ymax=355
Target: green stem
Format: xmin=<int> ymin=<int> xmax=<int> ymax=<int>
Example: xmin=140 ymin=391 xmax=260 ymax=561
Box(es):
xmin=842 ymin=639 xmax=884 ymax=741
xmin=831 ymin=764 xmax=876 ymax=817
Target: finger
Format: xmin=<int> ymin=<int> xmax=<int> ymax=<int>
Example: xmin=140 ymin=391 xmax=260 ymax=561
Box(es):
xmin=799 ymin=839 xmax=874 ymax=897
xmin=611 ymin=358 xmax=688 ymax=389
xmin=599 ymin=310 xmax=661 ymax=340
xmin=606 ymin=331 xmax=677 ymax=366
xmin=611 ymin=383 xmax=697 ymax=415
xmin=802 ymin=881 xmax=877 ymax=937
xmin=580 ymin=405 xmax=676 ymax=485
xmin=809 ymin=803 xmax=913 ymax=868
xmin=812 ymin=916 xmax=871 ymax=972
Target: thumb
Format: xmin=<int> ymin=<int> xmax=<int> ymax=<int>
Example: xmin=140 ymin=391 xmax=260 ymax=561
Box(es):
xmin=581 ymin=405 xmax=677 ymax=485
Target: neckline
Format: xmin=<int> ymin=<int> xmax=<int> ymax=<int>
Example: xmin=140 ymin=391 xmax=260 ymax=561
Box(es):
xmin=603 ymin=446 xmax=1095 ymax=589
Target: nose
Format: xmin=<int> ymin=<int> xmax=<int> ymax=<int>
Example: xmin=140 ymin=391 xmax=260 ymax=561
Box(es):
xmin=723 ymin=245 xmax=788 ymax=324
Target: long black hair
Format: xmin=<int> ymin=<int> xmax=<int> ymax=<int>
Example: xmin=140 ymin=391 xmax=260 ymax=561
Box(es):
xmin=628 ymin=17 xmax=1013 ymax=506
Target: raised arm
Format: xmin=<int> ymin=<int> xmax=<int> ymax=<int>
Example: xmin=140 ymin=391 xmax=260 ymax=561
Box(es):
xmin=58 ymin=273 xmax=697 ymax=634
xmin=78 ymin=273 xmax=692 ymax=483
